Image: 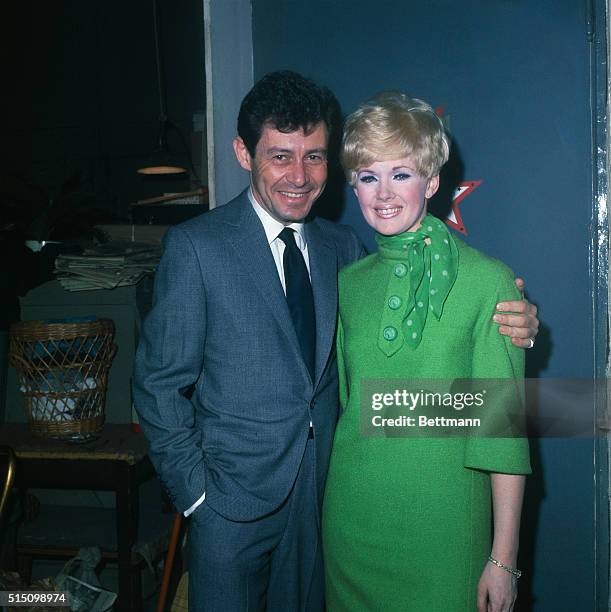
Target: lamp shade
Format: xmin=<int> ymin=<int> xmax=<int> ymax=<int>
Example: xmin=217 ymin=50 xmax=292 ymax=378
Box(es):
xmin=138 ymin=0 xmax=190 ymax=178
xmin=137 ymin=149 xmax=188 ymax=175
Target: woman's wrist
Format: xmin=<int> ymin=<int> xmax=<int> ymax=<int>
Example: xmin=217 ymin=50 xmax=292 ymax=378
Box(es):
xmin=490 ymin=545 xmax=518 ymax=568
xmin=488 ymin=555 xmax=522 ymax=579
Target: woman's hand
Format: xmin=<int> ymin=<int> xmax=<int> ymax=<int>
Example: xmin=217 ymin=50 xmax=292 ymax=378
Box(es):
xmin=477 ymin=562 xmax=517 ymax=612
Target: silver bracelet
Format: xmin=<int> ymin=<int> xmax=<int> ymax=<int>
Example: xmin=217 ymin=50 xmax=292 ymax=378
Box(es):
xmin=488 ymin=555 xmax=522 ymax=579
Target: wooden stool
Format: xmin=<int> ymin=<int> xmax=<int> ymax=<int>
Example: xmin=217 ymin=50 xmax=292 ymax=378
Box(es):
xmin=16 ymin=503 xmax=173 ymax=604
xmin=0 ymin=446 xmax=16 ymax=520
xmin=0 ymin=423 xmax=159 ymax=611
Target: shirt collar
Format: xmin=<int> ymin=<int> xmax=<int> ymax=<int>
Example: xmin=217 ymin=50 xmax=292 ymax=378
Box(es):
xmin=248 ymin=187 xmax=307 ymax=249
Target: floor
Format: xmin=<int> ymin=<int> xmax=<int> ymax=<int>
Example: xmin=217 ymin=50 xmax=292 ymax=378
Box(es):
xmin=29 ymin=557 xmax=162 ymax=610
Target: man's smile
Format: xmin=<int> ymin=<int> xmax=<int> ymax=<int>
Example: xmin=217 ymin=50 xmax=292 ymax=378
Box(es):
xmin=277 ymin=190 xmax=311 ymax=200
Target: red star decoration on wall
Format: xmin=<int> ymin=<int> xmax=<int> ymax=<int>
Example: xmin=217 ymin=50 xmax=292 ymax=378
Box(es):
xmin=434 ymin=107 xmax=482 ymax=236
xmin=445 ymin=180 xmax=482 ymax=236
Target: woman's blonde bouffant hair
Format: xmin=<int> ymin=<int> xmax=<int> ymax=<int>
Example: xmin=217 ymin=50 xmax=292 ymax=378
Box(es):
xmin=341 ymin=91 xmax=451 ymax=184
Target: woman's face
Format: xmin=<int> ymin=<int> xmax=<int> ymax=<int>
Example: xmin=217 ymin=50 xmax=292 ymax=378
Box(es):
xmin=354 ymin=157 xmax=439 ymax=235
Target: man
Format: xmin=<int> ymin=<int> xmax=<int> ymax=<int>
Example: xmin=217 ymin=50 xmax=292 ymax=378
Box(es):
xmin=133 ymin=71 xmax=538 ymax=611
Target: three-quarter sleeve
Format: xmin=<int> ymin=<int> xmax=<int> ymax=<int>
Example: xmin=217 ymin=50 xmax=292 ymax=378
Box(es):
xmin=463 ymin=268 xmax=531 ymax=475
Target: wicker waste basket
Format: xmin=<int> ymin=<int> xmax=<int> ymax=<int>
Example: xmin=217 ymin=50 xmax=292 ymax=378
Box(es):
xmin=9 ymin=319 xmax=117 ymax=441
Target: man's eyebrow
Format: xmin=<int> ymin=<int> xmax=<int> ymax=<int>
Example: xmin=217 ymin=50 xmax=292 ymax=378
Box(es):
xmin=266 ymin=147 xmax=292 ymax=154
xmin=264 ymin=147 xmax=328 ymax=155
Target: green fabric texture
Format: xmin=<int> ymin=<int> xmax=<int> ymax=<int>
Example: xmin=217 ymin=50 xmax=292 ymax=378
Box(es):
xmin=322 ymin=232 xmax=531 ymax=612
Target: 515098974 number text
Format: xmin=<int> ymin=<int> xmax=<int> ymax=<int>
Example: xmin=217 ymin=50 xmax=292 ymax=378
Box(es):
xmin=0 ymin=591 xmax=68 ymax=607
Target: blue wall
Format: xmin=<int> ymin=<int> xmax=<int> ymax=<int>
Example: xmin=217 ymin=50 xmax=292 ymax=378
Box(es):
xmin=253 ymin=1 xmax=601 ymax=609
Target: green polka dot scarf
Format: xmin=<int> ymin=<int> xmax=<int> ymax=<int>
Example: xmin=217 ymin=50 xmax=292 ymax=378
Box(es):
xmin=374 ymin=213 xmax=459 ymax=355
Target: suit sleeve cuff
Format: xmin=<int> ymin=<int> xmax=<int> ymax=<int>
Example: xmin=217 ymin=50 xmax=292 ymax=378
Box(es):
xmin=183 ymin=491 xmax=206 ymax=517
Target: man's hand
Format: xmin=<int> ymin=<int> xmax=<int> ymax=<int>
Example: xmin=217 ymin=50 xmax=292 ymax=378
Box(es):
xmin=477 ymin=562 xmax=517 ymax=612
xmin=493 ymin=278 xmax=539 ymax=348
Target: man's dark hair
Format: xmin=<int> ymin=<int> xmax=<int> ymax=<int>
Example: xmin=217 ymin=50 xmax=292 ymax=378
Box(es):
xmin=237 ymin=70 xmax=340 ymax=156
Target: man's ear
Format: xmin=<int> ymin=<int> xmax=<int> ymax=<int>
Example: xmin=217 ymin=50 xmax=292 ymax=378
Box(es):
xmin=425 ymin=175 xmax=440 ymax=199
xmin=233 ymin=137 xmax=253 ymax=171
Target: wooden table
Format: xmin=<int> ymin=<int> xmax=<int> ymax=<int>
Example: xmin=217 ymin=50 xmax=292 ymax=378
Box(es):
xmin=0 ymin=423 xmax=156 ymax=612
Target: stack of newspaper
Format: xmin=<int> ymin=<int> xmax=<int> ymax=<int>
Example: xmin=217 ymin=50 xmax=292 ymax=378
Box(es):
xmin=55 ymin=241 xmax=161 ymax=291
xmin=61 ymin=575 xmax=116 ymax=611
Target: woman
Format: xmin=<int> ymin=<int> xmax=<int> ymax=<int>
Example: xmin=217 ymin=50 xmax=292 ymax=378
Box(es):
xmin=322 ymin=92 xmax=530 ymax=612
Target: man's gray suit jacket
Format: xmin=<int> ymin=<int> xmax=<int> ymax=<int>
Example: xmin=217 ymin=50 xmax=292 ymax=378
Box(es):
xmin=133 ymin=189 xmax=364 ymax=522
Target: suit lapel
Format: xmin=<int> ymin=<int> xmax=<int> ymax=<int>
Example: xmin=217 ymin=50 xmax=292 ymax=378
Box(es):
xmin=224 ymin=195 xmax=309 ymax=378
xmin=223 ymin=193 xmax=339 ymax=387
xmin=305 ymin=220 xmax=338 ymax=386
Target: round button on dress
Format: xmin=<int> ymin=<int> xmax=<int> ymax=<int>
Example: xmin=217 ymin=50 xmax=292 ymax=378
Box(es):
xmin=393 ymin=263 xmax=407 ymax=277
xmin=388 ymin=295 xmax=402 ymax=310
xmin=382 ymin=326 xmax=397 ymax=341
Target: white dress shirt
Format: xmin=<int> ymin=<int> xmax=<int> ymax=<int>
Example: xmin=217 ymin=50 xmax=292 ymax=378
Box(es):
xmin=248 ymin=189 xmax=311 ymax=290
xmin=184 ymin=188 xmax=312 ymax=517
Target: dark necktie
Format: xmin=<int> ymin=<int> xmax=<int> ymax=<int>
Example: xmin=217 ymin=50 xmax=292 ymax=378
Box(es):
xmin=278 ymin=228 xmax=316 ymax=380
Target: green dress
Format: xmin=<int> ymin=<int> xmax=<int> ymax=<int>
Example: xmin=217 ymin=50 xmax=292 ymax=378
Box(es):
xmin=322 ymin=217 xmax=531 ymax=611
